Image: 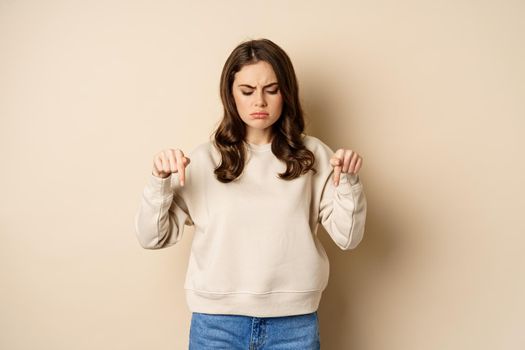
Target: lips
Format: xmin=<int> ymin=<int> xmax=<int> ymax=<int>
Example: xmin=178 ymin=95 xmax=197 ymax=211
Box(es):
xmin=251 ymin=114 xmax=268 ymax=119
xmin=250 ymin=112 xmax=269 ymax=119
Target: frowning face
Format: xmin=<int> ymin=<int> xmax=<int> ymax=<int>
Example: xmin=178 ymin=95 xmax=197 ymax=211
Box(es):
xmin=232 ymin=60 xmax=283 ymax=143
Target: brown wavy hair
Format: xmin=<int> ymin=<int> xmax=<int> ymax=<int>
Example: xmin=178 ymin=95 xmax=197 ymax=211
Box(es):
xmin=212 ymin=38 xmax=316 ymax=183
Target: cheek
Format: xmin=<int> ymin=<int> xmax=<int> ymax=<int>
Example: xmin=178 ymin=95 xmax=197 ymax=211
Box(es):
xmin=233 ymin=95 xmax=250 ymax=115
xmin=238 ymin=97 xmax=250 ymax=109
xmin=232 ymin=92 xmax=243 ymax=106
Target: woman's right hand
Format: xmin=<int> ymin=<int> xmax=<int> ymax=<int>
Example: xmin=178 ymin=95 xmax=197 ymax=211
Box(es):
xmin=152 ymin=148 xmax=191 ymax=186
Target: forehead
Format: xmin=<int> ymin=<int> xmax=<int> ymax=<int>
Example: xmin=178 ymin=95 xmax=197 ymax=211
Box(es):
xmin=233 ymin=61 xmax=277 ymax=84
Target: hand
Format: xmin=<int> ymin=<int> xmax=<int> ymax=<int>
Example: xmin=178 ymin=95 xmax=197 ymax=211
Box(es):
xmin=152 ymin=148 xmax=191 ymax=186
xmin=330 ymin=148 xmax=363 ymax=186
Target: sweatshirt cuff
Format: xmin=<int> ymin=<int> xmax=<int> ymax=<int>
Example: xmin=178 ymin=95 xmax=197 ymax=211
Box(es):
xmin=334 ymin=173 xmax=361 ymax=195
xmin=148 ymin=173 xmax=173 ymax=197
xmin=349 ymin=173 xmax=360 ymax=186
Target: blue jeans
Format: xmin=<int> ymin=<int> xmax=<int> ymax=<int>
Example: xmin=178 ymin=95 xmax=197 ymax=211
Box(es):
xmin=189 ymin=311 xmax=321 ymax=349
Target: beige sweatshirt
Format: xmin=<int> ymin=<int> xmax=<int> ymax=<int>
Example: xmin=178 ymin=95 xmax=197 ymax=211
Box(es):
xmin=134 ymin=135 xmax=367 ymax=317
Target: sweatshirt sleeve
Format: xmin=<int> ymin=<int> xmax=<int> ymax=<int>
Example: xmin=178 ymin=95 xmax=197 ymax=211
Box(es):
xmin=134 ymin=173 xmax=194 ymax=250
xmin=317 ymin=160 xmax=368 ymax=251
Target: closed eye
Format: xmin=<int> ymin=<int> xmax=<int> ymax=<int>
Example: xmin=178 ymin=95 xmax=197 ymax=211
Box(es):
xmin=241 ymin=89 xmax=279 ymax=96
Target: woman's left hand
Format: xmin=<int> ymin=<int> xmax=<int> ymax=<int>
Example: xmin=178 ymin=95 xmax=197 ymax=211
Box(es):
xmin=330 ymin=148 xmax=363 ymax=186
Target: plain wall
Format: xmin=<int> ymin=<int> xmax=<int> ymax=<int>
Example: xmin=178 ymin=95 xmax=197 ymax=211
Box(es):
xmin=1 ymin=0 xmax=524 ymax=349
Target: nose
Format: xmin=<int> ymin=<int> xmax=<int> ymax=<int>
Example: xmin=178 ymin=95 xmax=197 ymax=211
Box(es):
xmin=254 ymin=90 xmax=267 ymax=107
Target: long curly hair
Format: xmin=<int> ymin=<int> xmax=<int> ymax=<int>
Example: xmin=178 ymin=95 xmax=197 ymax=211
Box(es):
xmin=212 ymin=38 xmax=316 ymax=183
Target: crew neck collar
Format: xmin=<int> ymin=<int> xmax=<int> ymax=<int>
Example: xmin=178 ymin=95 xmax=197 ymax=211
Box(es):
xmin=244 ymin=140 xmax=272 ymax=152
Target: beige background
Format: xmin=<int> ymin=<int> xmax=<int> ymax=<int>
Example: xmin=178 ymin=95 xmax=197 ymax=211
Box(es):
xmin=1 ymin=0 xmax=524 ymax=349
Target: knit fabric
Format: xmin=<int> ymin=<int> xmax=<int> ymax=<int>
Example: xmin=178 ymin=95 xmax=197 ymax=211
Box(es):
xmin=134 ymin=135 xmax=367 ymax=317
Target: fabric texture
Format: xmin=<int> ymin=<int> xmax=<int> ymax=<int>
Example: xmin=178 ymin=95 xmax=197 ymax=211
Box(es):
xmin=134 ymin=134 xmax=367 ymax=317
xmin=189 ymin=311 xmax=320 ymax=350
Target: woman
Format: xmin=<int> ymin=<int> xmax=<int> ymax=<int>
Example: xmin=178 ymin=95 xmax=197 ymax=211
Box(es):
xmin=134 ymin=38 xmax=367 ymax=349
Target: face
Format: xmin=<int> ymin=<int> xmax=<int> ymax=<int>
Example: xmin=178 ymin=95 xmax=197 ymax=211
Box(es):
xmin=232 ymin=60 xmax=283 ymax=142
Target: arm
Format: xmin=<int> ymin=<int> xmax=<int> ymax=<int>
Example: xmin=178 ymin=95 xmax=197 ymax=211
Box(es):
xmin=318 ymin=170 xmax=367 ymax=250
xmin=134 ymin=174 xmax=194 ymax=250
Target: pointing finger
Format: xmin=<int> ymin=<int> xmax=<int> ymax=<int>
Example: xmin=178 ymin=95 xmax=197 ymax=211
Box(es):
xmin=333 ymin=148 xmax=345 ymax=186
xmin=330 ymin=157 xmax=341 ymax=167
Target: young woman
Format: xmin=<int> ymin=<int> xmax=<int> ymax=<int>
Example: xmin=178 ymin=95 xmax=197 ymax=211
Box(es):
xmin=135 ymin=38 xmax=367 ymax=350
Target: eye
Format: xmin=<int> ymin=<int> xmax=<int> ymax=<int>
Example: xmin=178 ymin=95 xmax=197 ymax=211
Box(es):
xmin=240 ymin=88 xmax=279 ymax=96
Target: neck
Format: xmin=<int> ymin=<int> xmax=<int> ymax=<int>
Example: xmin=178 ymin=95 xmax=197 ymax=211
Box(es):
xmin=245 ymin=131 xmax=273 ymax=145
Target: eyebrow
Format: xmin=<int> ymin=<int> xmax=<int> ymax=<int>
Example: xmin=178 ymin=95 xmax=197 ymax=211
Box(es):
xmin=238 ymin=82 xmax=279 ymax=89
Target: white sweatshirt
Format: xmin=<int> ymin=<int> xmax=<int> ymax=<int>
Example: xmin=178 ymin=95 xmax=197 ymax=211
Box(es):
xmin=134 ymin=135 xmax=367 ymax=317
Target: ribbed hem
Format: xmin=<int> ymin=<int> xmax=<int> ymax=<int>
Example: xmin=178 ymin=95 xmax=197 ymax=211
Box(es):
xmin=184 ymin=288 xmax=323 ymax=317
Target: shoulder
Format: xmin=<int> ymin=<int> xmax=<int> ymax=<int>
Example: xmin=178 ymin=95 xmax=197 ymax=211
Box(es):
xmin=302 ymin=134 xmax=335 ymax=158
xmin=187 ymin=139 xmax=221 ymax=166
xmin=302 ymin=135 xmax=336 ymax=177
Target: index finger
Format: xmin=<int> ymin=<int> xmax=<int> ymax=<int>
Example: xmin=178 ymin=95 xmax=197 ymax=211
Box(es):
xmin=333 ymin=148 xmax=344 ymax=186
xmin=175 ymin=149 xmax=186 ymax=186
